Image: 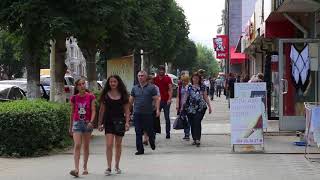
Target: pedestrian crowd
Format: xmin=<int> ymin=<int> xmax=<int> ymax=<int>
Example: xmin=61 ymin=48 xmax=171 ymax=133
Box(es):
xmin=68 ymin=65 xmax=263 ymax=177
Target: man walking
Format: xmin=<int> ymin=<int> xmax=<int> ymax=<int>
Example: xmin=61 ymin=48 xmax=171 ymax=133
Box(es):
xmin=130 ymin=71 xmax=160 ymax=155
xmin=154 ymin=65 xmax=173 ymax=139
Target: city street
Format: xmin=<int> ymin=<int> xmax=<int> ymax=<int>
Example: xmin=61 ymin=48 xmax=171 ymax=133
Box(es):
xmin=1 ymin=96 xmax=320 ymax=180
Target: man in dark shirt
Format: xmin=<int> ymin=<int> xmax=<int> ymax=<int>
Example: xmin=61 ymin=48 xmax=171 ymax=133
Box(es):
xmin=227 ymin=73 xmax=236 ymax=99
xmin=130 ymin=70 xmax=160 ymax=155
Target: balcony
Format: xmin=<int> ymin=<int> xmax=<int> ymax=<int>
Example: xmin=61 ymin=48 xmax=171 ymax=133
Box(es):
xmin=274 ymin=0 xmax=320 ymax=12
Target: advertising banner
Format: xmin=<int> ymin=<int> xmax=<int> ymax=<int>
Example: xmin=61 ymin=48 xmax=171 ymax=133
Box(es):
xmin=213 ymin=35 xmax=228 ymax=59
xmin=230 ymin=97 xmax=264 ymax=145
xmin=107 ymin=55 xmax=134 ymax=92
xmin=234 ymin=82 xmax=267 ymax=128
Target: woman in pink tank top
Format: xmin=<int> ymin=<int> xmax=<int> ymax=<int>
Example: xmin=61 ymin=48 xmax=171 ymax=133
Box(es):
xmin=69 ymin=78 xmax=96 ymax=177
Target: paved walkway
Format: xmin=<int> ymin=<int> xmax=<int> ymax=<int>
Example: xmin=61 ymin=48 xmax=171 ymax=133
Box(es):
xmin=1 ymin=96 xmax=320 ymax=180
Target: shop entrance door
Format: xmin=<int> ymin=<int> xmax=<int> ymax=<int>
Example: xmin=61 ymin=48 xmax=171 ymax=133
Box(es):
xmin=278 ymin=39 xmax=319 ymax=131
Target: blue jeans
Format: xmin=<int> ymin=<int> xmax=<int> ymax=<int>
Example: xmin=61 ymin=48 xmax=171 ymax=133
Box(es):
xmin=72 ymin=120 xmax=93 ymax=133
xmin=133 ymin=113 xmax=155 ymax=153
xmin=160 ymin=101 xmax=171 ymax=135
xmin=184 ymin=122 xmax=191 ymax=137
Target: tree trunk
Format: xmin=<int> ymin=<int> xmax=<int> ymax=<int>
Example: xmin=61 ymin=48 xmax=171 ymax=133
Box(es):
xmin=24 ymin=39 xmax=41 ymax=99
xmin=50 ymin=35 xmax=67 ymax=103
xmin=80 ymin=42 xmax=98 ymax=91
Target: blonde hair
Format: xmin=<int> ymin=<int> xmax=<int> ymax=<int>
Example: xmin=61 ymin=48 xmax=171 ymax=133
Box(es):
xmin=180 ymin=74 xmax=189 ymax=83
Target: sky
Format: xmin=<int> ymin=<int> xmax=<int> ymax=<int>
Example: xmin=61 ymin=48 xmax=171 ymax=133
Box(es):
xmin=175 ymin=0 xmax=225 ymax=49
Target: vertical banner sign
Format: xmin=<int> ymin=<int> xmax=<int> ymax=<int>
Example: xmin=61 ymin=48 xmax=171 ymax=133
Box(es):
xmin=213 ymin=35 xmax=229 ymax=59
xmin=230 ymin=97 xmax=264 ymax=145
xmin=107 ymin=55 xmax=134 ymax=92
xmin=234 ymin=83 xmax=267 ymax=128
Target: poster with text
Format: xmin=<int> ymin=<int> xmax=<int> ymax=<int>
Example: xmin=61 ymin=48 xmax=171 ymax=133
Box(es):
xmin=234 ymin=82 xmax=267 ymax=128
xmin=107 ymin=55 xmax=134 ymax=92
xmin=230 ymin=97 xmax=263 ymax=145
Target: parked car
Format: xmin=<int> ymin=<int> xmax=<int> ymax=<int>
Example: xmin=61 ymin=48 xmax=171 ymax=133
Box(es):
xmin=40 ymin=75 xmax=75 ymax=101
xmin=0 ymin=84 xmax=26 ymax=102
xmin=0 ymin=79 xmax=49 ymax=100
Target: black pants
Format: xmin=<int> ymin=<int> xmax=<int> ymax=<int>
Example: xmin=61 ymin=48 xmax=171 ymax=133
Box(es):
xmin=134 ymin=113 xmax=155 ymax=153
xmin=187 ymin=110 xmax=206 ymax=141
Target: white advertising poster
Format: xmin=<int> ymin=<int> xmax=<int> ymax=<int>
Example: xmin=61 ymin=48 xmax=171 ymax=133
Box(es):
xmin=234 ymin=82 xmax=267 ymax=128
xmin=107 ymin=55 xmax=134 ymax=92
xmin=311 ymin=107 xmax=320 ymax=147
xmin=230 ymin=97 xmax=264 ymax=145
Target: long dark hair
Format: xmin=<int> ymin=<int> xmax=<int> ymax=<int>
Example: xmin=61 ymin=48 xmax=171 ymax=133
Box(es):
xmin=74 ymin=78 xmax=89 ymax=95
xmin=191 ymin=72 xmax=202 ymax=86
xmin=100 ymin=75 xmax=129 ymax=104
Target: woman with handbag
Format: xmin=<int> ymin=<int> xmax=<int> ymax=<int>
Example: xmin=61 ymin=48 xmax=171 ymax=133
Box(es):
xmin=176 ymin=74 xmax=191 ymax=140
xmin=183 ymin=72 xmax=212 ymax=147
xmin=98 ymin=75 xmax=130 ymax=175
xmin=69 ymin=78 xmax=96 ymax=177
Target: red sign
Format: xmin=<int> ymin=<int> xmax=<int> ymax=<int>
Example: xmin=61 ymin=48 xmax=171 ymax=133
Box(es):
xmin=213 ymin=35 xmax=228 ymax=59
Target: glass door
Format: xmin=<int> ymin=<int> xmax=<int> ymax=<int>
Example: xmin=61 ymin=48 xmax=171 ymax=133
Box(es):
xmin=279 ymin=40 xmax=318 ymax=131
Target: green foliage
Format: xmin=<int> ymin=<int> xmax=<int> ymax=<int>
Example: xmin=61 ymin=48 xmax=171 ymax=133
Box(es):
xmin=0 ymin=100 xmax=71 ymax=157
xmin=194 ymin=44 xmax=220 ymax=76
xmin=172 ymin=39 xmax=197 ymax=72
xmin=0 ymin=30 xmax=24 ymax=79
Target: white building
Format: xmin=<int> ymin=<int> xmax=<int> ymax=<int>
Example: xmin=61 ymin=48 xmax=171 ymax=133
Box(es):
xmin=65 ymin=37 xmax=86 ymax=79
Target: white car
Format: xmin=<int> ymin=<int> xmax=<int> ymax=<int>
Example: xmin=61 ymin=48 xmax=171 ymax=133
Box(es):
xmin=40 ymin=75 xmax=75 ymax=101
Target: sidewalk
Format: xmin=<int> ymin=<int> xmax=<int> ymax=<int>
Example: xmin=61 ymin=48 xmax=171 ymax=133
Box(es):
xmin=1 ymin=96 xmax=320 ymax=180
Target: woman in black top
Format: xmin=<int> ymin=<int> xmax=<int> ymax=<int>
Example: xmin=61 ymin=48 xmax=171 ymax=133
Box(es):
xmin=98 ymin=75 xmax=130 ymax=175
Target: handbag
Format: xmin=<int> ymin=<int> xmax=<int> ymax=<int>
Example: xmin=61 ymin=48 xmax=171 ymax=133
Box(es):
xmin=173 ymin=113 xmax=188 ymax=130
xmin=112 ymin=117 xmax=126 ymax=134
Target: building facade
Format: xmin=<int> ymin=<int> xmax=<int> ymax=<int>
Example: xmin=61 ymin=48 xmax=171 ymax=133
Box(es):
xmin=65 ymin=37 xmax=86 ymax=79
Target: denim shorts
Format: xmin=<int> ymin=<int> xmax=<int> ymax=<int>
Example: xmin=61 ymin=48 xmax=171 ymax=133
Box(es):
xmin=72 ymin=120 xmax=93 ymax=133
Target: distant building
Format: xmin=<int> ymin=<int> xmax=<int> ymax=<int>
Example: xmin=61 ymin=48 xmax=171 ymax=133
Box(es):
xmin=65 ymin=37 xmax=86 ymax=79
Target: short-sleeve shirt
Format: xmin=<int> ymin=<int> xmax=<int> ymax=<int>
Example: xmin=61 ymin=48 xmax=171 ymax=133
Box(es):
xmin=131 ymin=83 xmax=158 ymax=114
xmin=154 ymin=75 xmax=172 ymax=102
xmin=71 ymin=92 xmax=96 ymax=122
xmin=184 ymin=84 xmax=207 ymax=114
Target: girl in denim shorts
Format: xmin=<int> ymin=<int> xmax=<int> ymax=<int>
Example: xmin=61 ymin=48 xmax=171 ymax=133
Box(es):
xmin=69 ymin=78 xmax=96 ymax=177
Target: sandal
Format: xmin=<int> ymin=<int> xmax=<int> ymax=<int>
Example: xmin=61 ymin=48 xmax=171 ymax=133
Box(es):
xmin=69 ymin=170 xmax=79 ymax=177
xmin=82 ymin=170 xmax=89 ymax=175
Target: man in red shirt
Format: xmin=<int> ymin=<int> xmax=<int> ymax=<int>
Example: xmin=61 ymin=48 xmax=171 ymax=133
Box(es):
xmin=154 ymin=65 xmax=173 ymax=139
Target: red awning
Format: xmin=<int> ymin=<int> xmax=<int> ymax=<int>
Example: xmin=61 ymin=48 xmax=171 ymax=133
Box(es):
xmin=230 ymin=47 xmax=246 ymax=64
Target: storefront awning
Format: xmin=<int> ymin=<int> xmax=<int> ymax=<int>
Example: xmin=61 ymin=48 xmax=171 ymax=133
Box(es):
xmin=230 ymin=47 xmax=246 ymax=64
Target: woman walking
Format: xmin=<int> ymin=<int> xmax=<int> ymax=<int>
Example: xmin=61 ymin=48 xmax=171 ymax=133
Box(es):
xmin=69 ymin=78 xmax=96 ymax=177
xmin=176 ymin=74 xmax=191 ymax=140
xmin=98 ymin=75 xmax=130 ymax=175
xmin=183 ymin=72 xmax=212 ymax=147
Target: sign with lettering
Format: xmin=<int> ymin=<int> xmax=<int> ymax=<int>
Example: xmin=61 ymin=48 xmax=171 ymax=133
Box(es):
xmin=213 ymin=35 xmax=229 ymax=59
xmin=230 ymin=97 xmax=264 ymax=145
xmin=234 ymin=82 xmax=267 ymax=128
xmin=107 ymin=55 xmax=134 ymax=91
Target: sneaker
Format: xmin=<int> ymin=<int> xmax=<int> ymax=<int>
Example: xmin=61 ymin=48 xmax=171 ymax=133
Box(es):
xmin=183 ymin=136 xmax=190 ymax=141
xmin=192 ymin=141 xmax=197 ymax=145
xmin=135 ymin=151 xmax=144 ymax=155
xmin=166 ymin=134 xmax=170 ymax=139
xmin=114 ymin=168 xmax=122 ymax=174
xmin=105 ymin=168 xmax=111 ymax=176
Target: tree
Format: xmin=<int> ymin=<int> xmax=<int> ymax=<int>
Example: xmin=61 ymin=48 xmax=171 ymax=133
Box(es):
xmin=0 ymin=30 xmax=24 ymax=79
xmin=195 ymin=44 xmax=220 ymax=77
xmin=171 ymin=39 xmax=197 ymax=73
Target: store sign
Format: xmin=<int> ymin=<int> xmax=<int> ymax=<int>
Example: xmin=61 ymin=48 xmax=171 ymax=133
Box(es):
xmin=213 ymin=35 xmax=229 ymax=59
xmin=235 ymin=82 xmax=267 ymax=128
xmin=230 ymin=97 xmax=264 ymax=145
